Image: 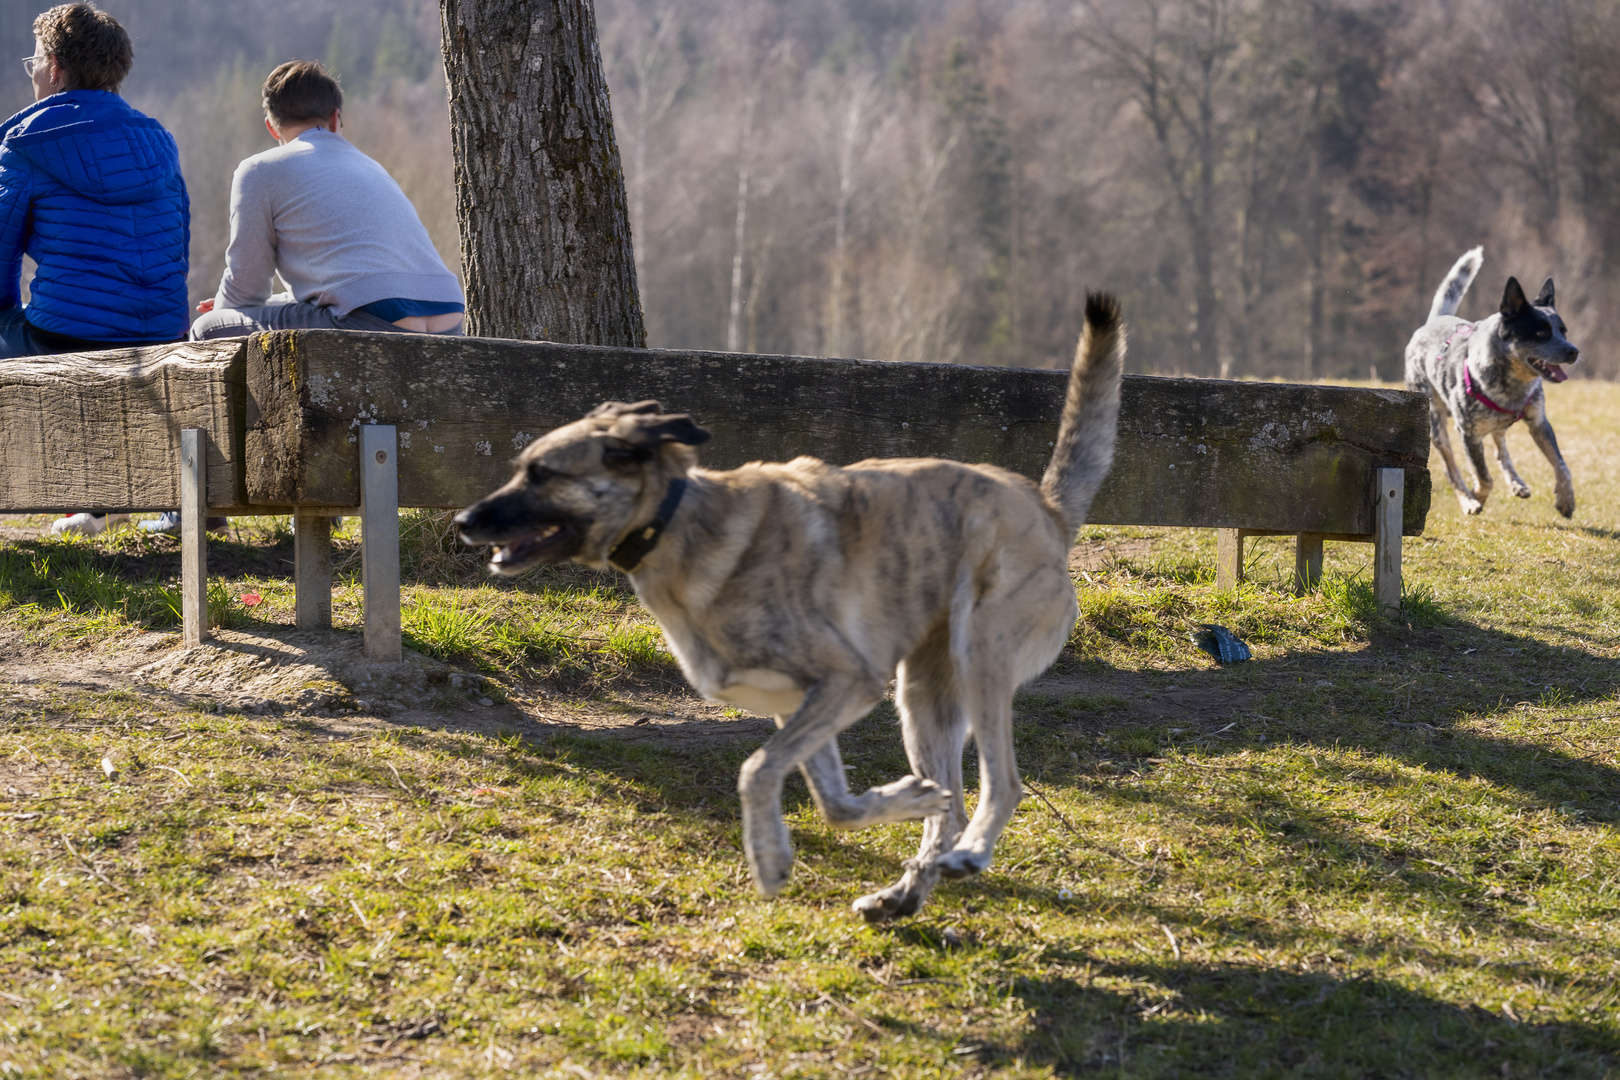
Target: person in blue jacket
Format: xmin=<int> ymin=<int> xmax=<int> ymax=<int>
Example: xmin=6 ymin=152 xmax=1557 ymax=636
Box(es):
xmin=0 ymin=4 xmax=191 ymax=534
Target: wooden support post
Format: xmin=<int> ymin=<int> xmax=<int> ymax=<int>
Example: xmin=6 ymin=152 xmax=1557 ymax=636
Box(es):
xmin=1294 ymin=533 xmax=1325 ymax=595
xmin=1216 ymin=528 xmax=1244 ymax=591
xmin=359 ymin=425 xmax=401 ymax=662
xmin=294 ymin=513 xmax=332 ymax=629
xmin=180 ymin=428 xmax=208 ymax=647
xmin=1374 ymin=467 xmax=1404 ymax=616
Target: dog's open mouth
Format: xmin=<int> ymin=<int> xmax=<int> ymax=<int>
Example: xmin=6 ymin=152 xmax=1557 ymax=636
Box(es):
xmin=488 ymin=521 xmax=576 ymax=573
xmin=1528 ymin=357 xmax=1569 ymax=383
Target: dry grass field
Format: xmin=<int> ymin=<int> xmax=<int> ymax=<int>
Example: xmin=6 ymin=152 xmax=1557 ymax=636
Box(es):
xmin=1 ymin=380 xmax=1618 ymax=1078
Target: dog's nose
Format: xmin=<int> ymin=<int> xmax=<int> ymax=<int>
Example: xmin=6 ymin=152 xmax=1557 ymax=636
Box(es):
xmin=1567 ymin=347 xmax=1580 ymax=363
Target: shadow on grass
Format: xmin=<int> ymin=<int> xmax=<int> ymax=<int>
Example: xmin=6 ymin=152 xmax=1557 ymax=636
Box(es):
xmin=997 ymin=955 xmax=1619 ymax=1077
xmin=1018 ymin=611 xmax=1620 ymax=825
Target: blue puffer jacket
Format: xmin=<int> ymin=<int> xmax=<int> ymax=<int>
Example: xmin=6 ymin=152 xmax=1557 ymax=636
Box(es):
xmin=0 ymin=90 xmax=189 ymax=343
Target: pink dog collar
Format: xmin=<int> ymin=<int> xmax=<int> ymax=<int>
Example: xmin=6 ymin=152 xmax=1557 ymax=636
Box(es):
xmin=1440 ymin=321 xmax=1536 ymax=420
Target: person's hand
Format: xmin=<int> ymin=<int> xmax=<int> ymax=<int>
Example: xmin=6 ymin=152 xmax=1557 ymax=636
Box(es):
xmin=196 ymin=298 xmax=215 ymax=314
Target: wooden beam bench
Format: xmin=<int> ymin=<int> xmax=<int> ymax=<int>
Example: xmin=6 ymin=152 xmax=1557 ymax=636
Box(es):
xmin=0 ymin=332 xmax=1431 ymax=661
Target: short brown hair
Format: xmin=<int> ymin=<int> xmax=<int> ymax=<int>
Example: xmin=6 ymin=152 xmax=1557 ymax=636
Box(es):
xmin=262 ymin=61 xmax=343 ymax=125
xmin=33 ymin=3 xmax=132 ymax=93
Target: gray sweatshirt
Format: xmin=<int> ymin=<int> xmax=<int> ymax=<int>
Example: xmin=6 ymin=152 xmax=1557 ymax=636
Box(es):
xmin=213 ymin=129 xmax=462 ymax=317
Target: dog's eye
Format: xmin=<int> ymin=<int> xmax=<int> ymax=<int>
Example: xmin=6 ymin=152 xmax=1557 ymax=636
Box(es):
xmin=527 ymin=462 xmax=555 ymax=485
xmin=603 ymin=444 xmax=652 ymax=466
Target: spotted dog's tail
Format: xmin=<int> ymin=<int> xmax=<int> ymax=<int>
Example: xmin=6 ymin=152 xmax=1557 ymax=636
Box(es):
xmin=1041 ymin=293 xmax=1125 ymax=539
xmin=1429 ymin=247 xmax=1483 ymax=321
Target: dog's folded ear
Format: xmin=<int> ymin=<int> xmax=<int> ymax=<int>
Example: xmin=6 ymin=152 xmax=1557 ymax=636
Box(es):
xmin=1500 ymin=276 xmax=1529 ymax=318
xmin=1534 ymin=277 xmax=1556 ymax=308
xmin=609 ymin=411 xmax=712 ymax=447
xmin=589 ymin=399 xmax=666 ymax=419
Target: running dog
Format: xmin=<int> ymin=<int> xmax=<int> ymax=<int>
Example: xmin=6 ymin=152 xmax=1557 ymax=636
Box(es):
xmin=455 ymin=295 xmax=1126 ymax=920
xmin=1405 ymin=247 xmax=1579 ymax=517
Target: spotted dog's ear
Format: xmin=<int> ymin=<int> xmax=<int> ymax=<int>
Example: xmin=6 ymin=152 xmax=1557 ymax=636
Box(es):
xmin=1500 ymin=277 xmax=1529 ymax=319
xmin=1534 ymin=277 xmax=1555 ymax=309
xmin=588 ymin=399 xmax=665 ymax=419
xmin=608 ymin=411 xmax=711 ymax=447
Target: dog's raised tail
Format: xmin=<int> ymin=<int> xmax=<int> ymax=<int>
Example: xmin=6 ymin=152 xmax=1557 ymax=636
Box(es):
xmin=1429 ymin=246 xmax=1484 ymax=321
xmin=1041 ymin=292 xmax=1126 ymax=539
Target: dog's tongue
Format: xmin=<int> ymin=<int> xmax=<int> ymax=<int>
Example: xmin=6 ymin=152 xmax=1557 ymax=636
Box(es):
xmin=1545 ymin=364 xmax=1568 ymax=383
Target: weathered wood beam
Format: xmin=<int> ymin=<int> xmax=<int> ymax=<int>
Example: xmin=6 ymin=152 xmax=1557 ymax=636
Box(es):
xmin=180 ymin=428 xmax=208 ymax=647
xmin=293 ymin=513 xmax=332 ymax=629
xmin=1294 ymin=534 xmax=1325 ymax=595
xmin=0 ymin=341 xmax=248 ymax=512
xmin=359 ymin=425 xmax=402 ymax=663
xmin=1374 ymin=468 xmax=1405 ymax=615
xmin=243 ymin=331 xmax=1432 ymax=535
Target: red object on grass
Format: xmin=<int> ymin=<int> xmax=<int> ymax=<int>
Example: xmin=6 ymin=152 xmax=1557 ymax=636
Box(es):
xmin=240 ymin=593 xmax=263 ymax=607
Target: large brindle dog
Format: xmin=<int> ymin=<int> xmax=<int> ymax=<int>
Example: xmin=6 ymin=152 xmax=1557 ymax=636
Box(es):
xmin=455 ymin=295 xmax=1125 ymax=920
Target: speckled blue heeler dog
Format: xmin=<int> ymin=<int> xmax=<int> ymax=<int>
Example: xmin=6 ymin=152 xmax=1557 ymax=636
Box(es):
xmin=455 ymin=295 xmax=1125 ymax=920
xmin=1405 ymin=247 xmax=1580 ymax=518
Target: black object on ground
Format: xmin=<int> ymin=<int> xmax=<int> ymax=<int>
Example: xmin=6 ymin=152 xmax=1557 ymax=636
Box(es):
xmin=1192 ymin=624 xmax=1252 ymax=664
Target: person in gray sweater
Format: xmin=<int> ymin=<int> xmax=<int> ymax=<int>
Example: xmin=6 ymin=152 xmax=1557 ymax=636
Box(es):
xmin=149 ymin=61 xmax=461 ymax=534
xmin=189 ymin=60 xmax=464 ymax=341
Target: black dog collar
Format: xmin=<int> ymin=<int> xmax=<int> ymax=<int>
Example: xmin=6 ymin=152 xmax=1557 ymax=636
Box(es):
xmin=607 ymin=478 xmax=688 ymax=573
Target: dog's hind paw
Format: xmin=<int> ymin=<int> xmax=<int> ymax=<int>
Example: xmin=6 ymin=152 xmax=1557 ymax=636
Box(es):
xmin=936 ymin=848 xmax=991 ymax=880
xmin=1556 ymin=492 xmax=1575 ymax=518
xmin=1459 ymin=495 xmax=1485 ymax=515
xmin=853 ymin=885 xmax=923 ymax=923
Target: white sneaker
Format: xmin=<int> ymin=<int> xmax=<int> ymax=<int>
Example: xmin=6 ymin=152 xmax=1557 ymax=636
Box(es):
xmin=50 ymin=512 xmax=129 ymax=536
xmin=139 ymin=511 xmax=181 ymax=534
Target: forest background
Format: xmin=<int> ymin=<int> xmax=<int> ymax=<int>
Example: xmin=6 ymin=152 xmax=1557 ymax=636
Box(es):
xmin=1 ymin=0 xmax=1616 ymax=380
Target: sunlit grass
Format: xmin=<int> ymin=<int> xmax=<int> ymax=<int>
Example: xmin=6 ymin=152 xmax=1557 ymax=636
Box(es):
xmin=1 ymin=383 xmax=1620 ymax=1075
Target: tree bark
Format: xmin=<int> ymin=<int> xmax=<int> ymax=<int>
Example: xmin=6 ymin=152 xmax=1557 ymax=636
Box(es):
xmin=439 ymin=0 xmax=647 ymax=346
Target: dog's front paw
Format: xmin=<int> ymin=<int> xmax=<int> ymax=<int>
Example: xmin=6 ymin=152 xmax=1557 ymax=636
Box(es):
xmin=1556 ymin=490 xmax=1575 ymax=518
xmin=936 ymin=848 xmax=991 ymax=880
xmin=1511 ymin=482 xmax=1532 ymax=499
xmin=1459 ymin=494 xmax=1485 ymax=515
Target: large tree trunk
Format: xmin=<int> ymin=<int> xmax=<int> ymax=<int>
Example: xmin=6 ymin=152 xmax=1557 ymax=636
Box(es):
xmin=439 ymin=0 xmax=647 ymax=346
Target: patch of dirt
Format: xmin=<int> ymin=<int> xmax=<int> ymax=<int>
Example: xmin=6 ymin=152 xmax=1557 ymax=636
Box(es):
xmin=0 ymin=616 xmax=1254 ymax=755
xmin=0 ymin=623 xmax=773 ymax=746
xmin=1069 ymin=536 xmax=1162 ymax=572
xmin=0 ymin=518 xmax=48 ymax=543
xmin=1021 ymin=669 xmax=1257 ymax=728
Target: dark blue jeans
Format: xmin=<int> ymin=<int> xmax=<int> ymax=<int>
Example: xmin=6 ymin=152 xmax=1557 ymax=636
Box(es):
xmin=0 ymin=306 xmax=53 ymax=358
xmin=0 ymin=306 xmax=173 ymax=358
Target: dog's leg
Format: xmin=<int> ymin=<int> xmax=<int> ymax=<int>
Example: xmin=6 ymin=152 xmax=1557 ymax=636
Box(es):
xmin=1491 ymin=432 xmax=1533 ymax=499
xmin=1523 ymin=400 xmax=1575 ymax=518
xmin=1429 ymin=400 xmax=1483 ymax=514
xmin=1459 ymin=428 xmax=1494 ymax=513
xmin=852 ymin=641 xmax=969 ymax=923
xmin=737 ymin=675 xmax=884 ymax=897
xmin=935 ymin=668 xmax=1021 ymax=881
xmin=796 ymin=735 xmax=952 ymax=830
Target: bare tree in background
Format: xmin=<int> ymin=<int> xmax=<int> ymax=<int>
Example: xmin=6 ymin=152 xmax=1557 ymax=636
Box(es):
xmin=439 ymin=0 xmax=646 ymax=345
xmin=604 ymin=5 xmax=687 ymax=287
xmin=726 ymin=90 xmax=757 ymax=353
xmin=822 ymin=69 xmax=875 ymax=357
xmin=1081 ymin=0 xmax=1247 ymax=375
xmin=109 ymin=0 xmax=1620 ymax=377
